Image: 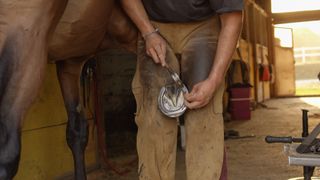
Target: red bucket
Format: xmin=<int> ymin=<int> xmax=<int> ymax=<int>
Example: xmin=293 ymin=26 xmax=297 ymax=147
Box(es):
xmin=228 ymin=87 xmax=251 ymax=120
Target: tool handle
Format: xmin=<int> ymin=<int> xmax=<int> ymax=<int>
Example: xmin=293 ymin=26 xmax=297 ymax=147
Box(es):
xmin=265 ymin=136 xmax=294 ymax=143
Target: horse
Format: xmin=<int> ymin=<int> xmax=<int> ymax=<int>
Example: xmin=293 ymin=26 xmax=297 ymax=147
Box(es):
xmin=0 ymin=0 xmax=137 ymax=179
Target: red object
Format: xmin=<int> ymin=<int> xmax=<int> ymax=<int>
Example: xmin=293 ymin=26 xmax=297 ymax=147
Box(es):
xmin=260 ymin=65 xmax=270 ymax=81
xmin=229 ymin=87 xmax=250 ymax=98
xmin=228 ymin=98 xmax=250 ymax=110
xmin=228 ymin=87 xmax=251 ymax=120
xmin=229 ymin=106 xmax=251 ymax=120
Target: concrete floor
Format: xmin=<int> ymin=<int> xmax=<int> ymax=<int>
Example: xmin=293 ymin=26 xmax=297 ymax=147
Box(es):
xmin=86 ymin=97 xmax=320 ymax=180
xmin=226 ymin=97 xmax=320 ymax=180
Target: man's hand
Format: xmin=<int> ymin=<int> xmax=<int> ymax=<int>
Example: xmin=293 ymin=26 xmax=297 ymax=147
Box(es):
xmin=144 ymin=32 xmax=167 ymax=67
xmin=121 ymin=0 xmax=167 ymax=66
xmin=184 ymin=79 xmax=218 ymax=109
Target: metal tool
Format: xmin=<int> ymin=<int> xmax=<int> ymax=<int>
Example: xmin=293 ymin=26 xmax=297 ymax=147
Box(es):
xmin=165 ymin=66 xmax=185 ymax=87
xmin=265 ymin=109 xmax=319 ymax=180
xmin=296 ymin=123 xmax=320 ymax=154
xmin=265 ymin=110 xmax=320 ymax=154
xmin=157 ymin=65 xmax=188 ymax=118
xmin=265 ymin=136 xmax=320 ymax=144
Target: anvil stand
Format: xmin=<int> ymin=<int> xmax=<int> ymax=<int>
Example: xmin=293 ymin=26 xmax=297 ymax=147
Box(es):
xmin=300 ymin=109 xmax=315 ymax=180
xmin=265 ymin=109 xmax=318 ymax=180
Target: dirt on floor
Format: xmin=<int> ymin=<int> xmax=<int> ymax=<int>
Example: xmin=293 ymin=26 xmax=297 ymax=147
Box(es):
xmin=85 ymin=97 xmax=320 ymax=180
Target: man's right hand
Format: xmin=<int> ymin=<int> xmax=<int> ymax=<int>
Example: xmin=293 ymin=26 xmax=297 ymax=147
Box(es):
xmin=144 ymin=32 xmax=167 ymax=67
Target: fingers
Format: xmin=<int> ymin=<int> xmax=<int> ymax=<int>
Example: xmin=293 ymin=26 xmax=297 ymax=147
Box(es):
xmin=147 ymin=46 xmax=166 ymax=66
xmin=184 ymin=92 xmax=199 ymax=102
xmin=184 ymin=85 xmax=200 ymax=102
xmin=184 ymin=99 xmax=207 ymax=109
xmin=147 ymin=48 xmax=160 ymax=64
xmin=184 ymin=92 xmax=205 ymax=109
xmin=156 ymin=48 xmax=166 ymax=67
xmin=159 ymin=43 xmax=167 ymax=67
xmin=184 ymin=84 xmax=210 ymax=109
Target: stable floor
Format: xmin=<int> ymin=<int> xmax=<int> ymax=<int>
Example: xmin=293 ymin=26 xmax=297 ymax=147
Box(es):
xmin=86 ymin=97 xmax=320 ymax=180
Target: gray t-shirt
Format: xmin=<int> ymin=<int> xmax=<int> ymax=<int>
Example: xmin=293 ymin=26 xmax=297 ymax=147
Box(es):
xmin=142 ymin=0 xmax=243 ymax=22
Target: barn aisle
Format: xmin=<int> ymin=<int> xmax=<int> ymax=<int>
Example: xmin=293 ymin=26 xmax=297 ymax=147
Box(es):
xmin=85 ymin=97 xmax=320 ymax=180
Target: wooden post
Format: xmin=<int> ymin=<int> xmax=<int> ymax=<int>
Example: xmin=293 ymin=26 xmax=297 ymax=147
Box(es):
xmin=265 ymin=0 xmax=276 ymax=97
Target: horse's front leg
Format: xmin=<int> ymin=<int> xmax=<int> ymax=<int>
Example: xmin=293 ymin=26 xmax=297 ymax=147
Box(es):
xmin=0 ymin=0 xmax=68 ymax=179
xmin=56 ymin=59 xmax=88 ymax=180
xmin=0 ymin=31 xmax=49 ymax=179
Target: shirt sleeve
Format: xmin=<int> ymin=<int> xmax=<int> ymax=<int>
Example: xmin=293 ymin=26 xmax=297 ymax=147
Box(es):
xmin=210 ymin=0 xmax=244 ymax=14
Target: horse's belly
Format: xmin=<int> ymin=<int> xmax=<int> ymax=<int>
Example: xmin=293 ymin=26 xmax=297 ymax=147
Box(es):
xmin=49 ymin=0 xmax=114 ymax=61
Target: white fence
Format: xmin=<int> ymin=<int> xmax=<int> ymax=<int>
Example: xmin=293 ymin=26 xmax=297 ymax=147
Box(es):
xmin=294 ymin=47 xmax=320 ymax=64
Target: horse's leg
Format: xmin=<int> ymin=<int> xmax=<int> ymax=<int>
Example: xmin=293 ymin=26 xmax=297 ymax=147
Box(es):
xmin=56 ymin=59 xmax=88 ymax=180
xmin=0 ymin=1 xmax=68 ymax=178
xmin=0 ymin=31 xmax=51 ymax=179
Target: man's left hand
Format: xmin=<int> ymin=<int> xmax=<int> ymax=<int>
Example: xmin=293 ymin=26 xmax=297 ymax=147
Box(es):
xmin=184 ymin=79 xmax=218 ymax=109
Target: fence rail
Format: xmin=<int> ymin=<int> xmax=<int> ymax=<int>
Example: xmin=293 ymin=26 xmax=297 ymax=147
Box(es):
xmin=294 ymin=47 xmax=320 ymax=64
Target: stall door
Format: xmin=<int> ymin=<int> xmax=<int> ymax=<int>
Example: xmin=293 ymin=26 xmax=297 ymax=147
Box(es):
xmin=273 ymin=27 xmax=296 ymax=96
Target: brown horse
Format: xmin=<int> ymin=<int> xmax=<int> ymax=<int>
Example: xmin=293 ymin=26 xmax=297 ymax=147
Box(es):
xmin=0 ymin=0 xmax=137 ymax=179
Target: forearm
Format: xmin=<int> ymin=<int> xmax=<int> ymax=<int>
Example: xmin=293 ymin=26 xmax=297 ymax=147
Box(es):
xmin=208 ymin=11 xmax=243 ymax=85
xmin=120 ymin=0 xmax=155 ymax=36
